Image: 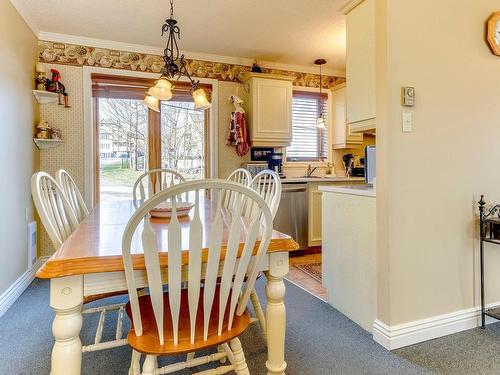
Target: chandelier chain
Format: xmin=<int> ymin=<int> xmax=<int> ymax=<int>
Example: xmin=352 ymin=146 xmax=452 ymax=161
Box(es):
xmin=146 ymin=0 xmax=210 ymax=109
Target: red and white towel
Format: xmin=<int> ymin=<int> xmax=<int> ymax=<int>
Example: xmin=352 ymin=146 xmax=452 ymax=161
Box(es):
xmin=226 ymin=111 xmax=249 ymax=157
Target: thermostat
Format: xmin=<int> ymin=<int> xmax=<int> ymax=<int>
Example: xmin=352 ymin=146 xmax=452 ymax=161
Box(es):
xmin=401 ymin=86 xmax=415 ymax=107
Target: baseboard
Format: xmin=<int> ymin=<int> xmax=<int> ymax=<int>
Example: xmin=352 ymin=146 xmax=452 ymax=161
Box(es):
xmin=373 ymin=303 xmax=500 ymax=350
xmin=0 ymin=256 xmax=49 ymax=319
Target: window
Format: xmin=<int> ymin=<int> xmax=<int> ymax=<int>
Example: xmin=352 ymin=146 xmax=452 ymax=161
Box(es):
xmin=161 ymin=101 xmax=206 ymax=181
xmin=91 ymin=74 xmax=211 ymax=203
xmin=286 ymin=91 xmax=328 ymax=162
xmin=97 ymin=98 xmax=149 ymax=202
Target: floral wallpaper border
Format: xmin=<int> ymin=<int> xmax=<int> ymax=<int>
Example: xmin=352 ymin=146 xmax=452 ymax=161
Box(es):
xmin=38 ymin=41 xmax=344 ymax=89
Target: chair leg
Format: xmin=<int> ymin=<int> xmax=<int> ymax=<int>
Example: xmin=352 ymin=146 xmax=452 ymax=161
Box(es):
xmin=129 ymin=350 xmax=141 ymax=375
xmin=250 ymin=290 xmax=266 ymax=336
xmin=229 ymin=338 xmax=249 ymax=375
xmin=142 ymin=355 xmax=157 ymax=375
xmin=217 ymin=345 xmax=227 ymax=363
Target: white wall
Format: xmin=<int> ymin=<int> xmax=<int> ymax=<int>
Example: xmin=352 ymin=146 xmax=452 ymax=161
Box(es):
xmin=0 ymin=0 xmax=38 ymax=295
xmin=377 ymin=0 xmax=500 ymax=326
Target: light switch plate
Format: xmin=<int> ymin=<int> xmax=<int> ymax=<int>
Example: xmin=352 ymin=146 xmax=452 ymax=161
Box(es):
xmin=402 ymin=112 xmax=413 ymax=132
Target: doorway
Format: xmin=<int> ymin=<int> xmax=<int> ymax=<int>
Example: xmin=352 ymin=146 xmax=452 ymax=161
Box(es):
xmin=92 ymin=74 xmax=210 ymax=204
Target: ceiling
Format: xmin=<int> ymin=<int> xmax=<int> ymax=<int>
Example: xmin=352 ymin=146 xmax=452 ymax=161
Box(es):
xmin=13 ymin=0 xmax=347 ymax=74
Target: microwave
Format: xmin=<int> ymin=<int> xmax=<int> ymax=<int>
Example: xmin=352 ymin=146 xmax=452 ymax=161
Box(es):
xmin=364 ymin=145 xmax=376 ymax=184
xmin=242 ymin=162 xmax=268 ymax=177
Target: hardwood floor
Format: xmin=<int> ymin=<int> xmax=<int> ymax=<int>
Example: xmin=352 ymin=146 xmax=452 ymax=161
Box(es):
xmin=286 ymin=252 xmax=327 ymax=301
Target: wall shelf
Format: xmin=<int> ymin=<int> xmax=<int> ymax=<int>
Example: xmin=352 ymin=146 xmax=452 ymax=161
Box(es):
xmin=33 ymin=138 xmax=64 ymax=150
xmin=32 ymin=90 xmax=58 ymax=104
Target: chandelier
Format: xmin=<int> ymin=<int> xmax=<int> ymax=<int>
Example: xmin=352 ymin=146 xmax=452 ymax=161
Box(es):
xmin=144 ymin=0 xmax=211 ymax=112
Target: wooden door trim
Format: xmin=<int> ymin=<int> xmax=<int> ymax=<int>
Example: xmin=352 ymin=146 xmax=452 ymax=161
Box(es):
xmin=93 ymin=98 xmax=100 ymax=205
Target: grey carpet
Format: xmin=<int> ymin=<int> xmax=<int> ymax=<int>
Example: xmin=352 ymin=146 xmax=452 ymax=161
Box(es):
xmin=4 ymin=276 xmax=480 ymax=375
xmin=395 ymin=324 xmax=500 ymax=374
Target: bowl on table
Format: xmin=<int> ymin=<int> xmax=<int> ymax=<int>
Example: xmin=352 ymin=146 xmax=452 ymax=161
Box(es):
xmin=149 ymin=201 xmax=194 ymax=219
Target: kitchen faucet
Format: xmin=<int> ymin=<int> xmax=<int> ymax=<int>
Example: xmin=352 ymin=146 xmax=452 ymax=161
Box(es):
xmin=306 ymin=164 xmax=318 ymax=177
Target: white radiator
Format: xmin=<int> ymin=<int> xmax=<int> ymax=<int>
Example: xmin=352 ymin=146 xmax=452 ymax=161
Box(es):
xmin=27 ymin=221 xmax=37 ymax=270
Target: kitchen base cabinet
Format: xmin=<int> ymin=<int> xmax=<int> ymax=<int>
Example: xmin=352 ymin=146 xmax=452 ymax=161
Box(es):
xmin=306 ymin=180 xmax=366 ymax=247
xmin=308 ymin=185 xmax=323 ymax=247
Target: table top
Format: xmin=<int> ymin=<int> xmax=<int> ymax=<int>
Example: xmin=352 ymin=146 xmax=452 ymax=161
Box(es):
xmin=37 ymin=199 xmax=299 ymax=279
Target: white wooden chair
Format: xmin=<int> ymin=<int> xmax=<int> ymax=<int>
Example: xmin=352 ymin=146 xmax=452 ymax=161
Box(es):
xmin=31 ymin=172 xmax=129 ymax=355
xmin=132 ymin=168 xmax=186 ymax=207
xmin=223 ymin=168 xmax=251 ymax=210
xmin=247 ymin=170 xmax=282 ymax=220
xmin=123 ymin=180 xmax=273 ymax=375
xmin=246 ymin=170 xmax=282 ymax=336
xmin=31 ymin=172 xmax=79 ymax=249
xmin=55 ymin=169 xmax=89 ymax=223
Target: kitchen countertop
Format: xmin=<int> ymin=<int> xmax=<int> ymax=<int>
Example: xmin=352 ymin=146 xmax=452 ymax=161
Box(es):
xmin=319 ymin=184 xmax=376 ymax=197
xmin=281 ymin=176 xmax=365 ymax=184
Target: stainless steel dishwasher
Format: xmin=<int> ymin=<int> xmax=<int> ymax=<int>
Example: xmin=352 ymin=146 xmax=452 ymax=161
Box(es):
xmin=274 ymin=182 xmax=308 ymax=249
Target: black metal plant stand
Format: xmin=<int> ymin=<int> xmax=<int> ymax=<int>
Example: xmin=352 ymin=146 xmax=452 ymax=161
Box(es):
xmin=478 ymin=195 xmax=500 ymax=328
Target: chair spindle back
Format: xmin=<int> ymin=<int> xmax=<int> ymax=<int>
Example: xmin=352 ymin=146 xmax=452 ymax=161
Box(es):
xmin=31 ymin=172 xmax=79 ymax=249
xmin=56 ymin=169 xmax=89 ymax=223
xmin=247 ymin=169 xmax=282 ymax=220
xmin=132 ymin=169 xmax=186 ymax=207
xmin=223 ymin=168 xmax=251 ymax=210
xmin=122 ymin=180 xmax=273 ymax=347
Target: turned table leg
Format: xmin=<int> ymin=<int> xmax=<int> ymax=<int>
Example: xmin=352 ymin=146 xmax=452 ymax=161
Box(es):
xmin=265 ymin=252 xmax=288 ymax=375
xmin=50 ymin=275 xmax=84 ymax=375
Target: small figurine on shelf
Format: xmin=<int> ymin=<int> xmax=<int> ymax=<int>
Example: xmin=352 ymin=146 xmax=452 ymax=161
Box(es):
xmin=251 ymin=59 xmax=264 ymax=73
xmin=35 ymin=63 xmax=47 ymax=91
xmin=51 ymin=128 xmax=62 ymax=140
xmin=46 ymin=69 xmax=70 ymax=108
xmin=35 ymin=120 xmax=52 ymax=139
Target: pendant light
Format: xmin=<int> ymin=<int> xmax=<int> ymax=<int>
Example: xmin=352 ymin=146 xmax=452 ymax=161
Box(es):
xmin=315 ymin=59 xmax=327 ymax=130
xmin=144 ymin=0 xmax=211 ymax=110
xmin=144 ymin=94 xmax=160 ymax=112
xmin=192 ymin=86 xmax=211 ymax=110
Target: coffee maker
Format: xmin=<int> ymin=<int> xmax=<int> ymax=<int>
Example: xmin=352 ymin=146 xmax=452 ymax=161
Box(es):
xmin=268 ymin=152 xmax=283 ymax=177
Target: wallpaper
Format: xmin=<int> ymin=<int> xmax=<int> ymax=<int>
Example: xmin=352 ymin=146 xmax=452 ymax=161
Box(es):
xmin=38 ymin=41 xmax=345 ymax=89
xmin=217 ymin=81 xmax=251 ymax=179
xmin=38 ymin=64 xmax=84 ymax=256
xmin=36 ymin=40 xmax=345 ymax=255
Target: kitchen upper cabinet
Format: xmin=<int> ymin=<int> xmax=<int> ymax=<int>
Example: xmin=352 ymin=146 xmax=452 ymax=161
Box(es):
xmin=331 ymin=83 xmax=363 ymax=149
xmin=342 ymin=0 xmax=376 ymax=133
xmin=240 ymin=73 xmax=294 ymax=147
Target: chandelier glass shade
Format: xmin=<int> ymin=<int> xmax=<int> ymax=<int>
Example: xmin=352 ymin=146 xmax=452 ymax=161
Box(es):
xmin=144 ymin=94 xmax=160 ymax=112
xmin=192 ymin=87 xmax=211 ymax=110
xmin=144 ymin=0 xmax=211 ymax=110
xmin=148 ymin=78 xmax=173 ymax=101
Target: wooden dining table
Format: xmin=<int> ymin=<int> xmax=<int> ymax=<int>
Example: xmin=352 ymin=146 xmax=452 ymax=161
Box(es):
xmin=36 ymin=198 xmax=299 ymax=375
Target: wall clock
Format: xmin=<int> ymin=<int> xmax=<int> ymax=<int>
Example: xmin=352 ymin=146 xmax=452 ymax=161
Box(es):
xmin=487 ymin=12 xmax=500 ymax=56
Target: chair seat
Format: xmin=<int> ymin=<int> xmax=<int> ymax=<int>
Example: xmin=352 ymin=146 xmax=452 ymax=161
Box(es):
xmin=125 ymin=286 xmax=251 ymax=355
